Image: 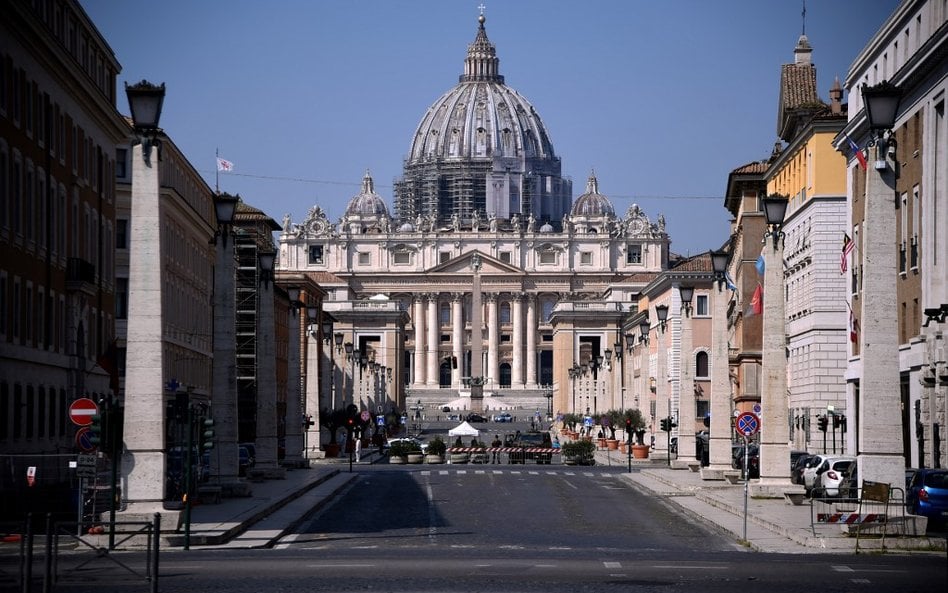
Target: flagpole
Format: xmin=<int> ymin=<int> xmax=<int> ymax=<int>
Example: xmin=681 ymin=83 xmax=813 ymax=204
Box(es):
xmin=215 ymin=148 xmax=220 ymax=193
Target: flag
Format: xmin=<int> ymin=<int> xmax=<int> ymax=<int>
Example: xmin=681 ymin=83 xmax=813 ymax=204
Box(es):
xmin=216 ymin=157 xmax=234 ymax=172
xmin=840 ymin=233 xmax=855 ymax=275
xmin=849 ymin=309 xmax=860 ymax=343
xmin=844 ymin=133 xmax=868 ymax=170
xmin=747 ymin=283 xmax=763 ymax=317
xmin=96 ymin=340 xmax=120 ymax=393
xmin=724 ymin=269 xmax=737 ymax=291
xmin=755 ymin=250 xmax=765 ymax=276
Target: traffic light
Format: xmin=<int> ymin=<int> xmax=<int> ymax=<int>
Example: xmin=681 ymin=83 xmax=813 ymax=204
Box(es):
xmin=89 ymin=413 xmax=103 ymax=446
xmin=201 ymin=418 xmax=216 ymax=452
xmin=305 ymin=414 xmax=315 ymax=427
xmin=817 ymin=415 xmax=828 ymax=432
xmin=659 ymin=417 xmax=668 ymax=432
xmin=832 ymin=414 xmax=841 ymax=429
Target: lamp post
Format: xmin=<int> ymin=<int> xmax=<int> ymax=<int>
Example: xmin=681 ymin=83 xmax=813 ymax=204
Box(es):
xmin=673 ymin=285 xmax=697 ymax=469
xmin=856 ymin=80 xmax=905 ymax=490
xmin=282 ymin=287 xmax=304 ymax=468
xmin=569 ymin=364 xmax=580 ymax=415
xmin=652 ymin=304 xmax=671 ymax=459
xmin=753 ymin=194 xmax=796 ymax=494
xmin=702 ymin=249 xmax=734 ymax=480
xmin=252 ymin=248 xmax=285 ymax=479
xmin=209 ymin=192 xmax=249 ymax=497
xmin=121 ymin=80 xmax=173 ymax=519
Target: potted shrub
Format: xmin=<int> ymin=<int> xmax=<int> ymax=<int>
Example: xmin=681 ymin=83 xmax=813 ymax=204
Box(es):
xmin=470 ymin=438 xmax=488 ymax=464
xmin=425 ymin=436 xmax=446 ymax=464
xmin=405 ymin=440 xmax=424 ymax=464
xmin=603 ymin=411 xmax=620 ymax=450
xmin=561 ymin=439 xmax=596 ymax=465
xmin=622 ymin=408 xmax=649 ymax=459
xmin=388 ymin=440 xmax=410 ymax=464
xmin=449 ymin=436 xmax=469 ymax=464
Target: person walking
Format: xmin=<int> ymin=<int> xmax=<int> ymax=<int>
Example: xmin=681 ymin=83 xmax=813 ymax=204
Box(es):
xmin=491 ymin=435 xmax=502 ymax=463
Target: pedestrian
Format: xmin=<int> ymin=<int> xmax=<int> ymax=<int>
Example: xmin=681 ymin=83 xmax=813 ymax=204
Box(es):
xmin=491 ymin=434 xmax=502 ymax=463
xmin=354 ymin=432 xmax=362 ymax=460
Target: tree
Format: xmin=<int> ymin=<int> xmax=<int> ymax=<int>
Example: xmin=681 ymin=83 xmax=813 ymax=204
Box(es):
xmin=319 ymin=407 xmax=348 ymax=444
xmin=622 ymin=409 xmax=647 ymax=444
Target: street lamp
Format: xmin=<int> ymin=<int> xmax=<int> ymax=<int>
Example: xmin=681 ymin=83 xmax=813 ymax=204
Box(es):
xmin=655 ymin=304 xmax=669 ymax=331
xmin=121 ymin=79 xmax=172 ymax=516
xmin=755 ymin=194 xmax=794 ymax=493
xmin=703 ymin=249 xmax=734 ymax=480
xmin=856 ymin=80 xmax=905 ymax=490
xmin=675 ymin=284 xmax=697 ymax=468
xmin=209 ymin=191 xmax=246 ymax=496
xmin=252 ymin=248 xmax=284 ymax=478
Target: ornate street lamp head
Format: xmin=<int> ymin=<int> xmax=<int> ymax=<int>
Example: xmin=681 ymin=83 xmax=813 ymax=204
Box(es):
xmin=655 ymin=304 xmax=669 ymax=331
xmin=862 ymin=80 xmax=901 ymax=132
xmin=762 ymin=194 xmax=790 ymax=250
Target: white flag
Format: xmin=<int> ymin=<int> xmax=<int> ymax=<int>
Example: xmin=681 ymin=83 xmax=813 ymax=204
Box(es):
xmin=216 ymin=157 xmax=234 ymax=172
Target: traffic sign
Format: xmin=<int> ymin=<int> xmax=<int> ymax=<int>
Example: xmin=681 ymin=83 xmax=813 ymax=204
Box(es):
xmin=75 ymin=427 xmax=96 ymax=452
xmin=376 ymin=415 xmax=385 ymax=426
xmin=76 ymin=453 xmax=96 ymax=477
xmin=26 ymin=466 xmax=36 ymax=487
xmin=69 ymin=398 xmax=98 ymax=426
xmin=735 ymin=412 xmax=760 ymax=437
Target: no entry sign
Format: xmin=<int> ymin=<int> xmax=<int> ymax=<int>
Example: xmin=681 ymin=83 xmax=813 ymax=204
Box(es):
xmin=69 ymin=398 xmax=98 ymax=426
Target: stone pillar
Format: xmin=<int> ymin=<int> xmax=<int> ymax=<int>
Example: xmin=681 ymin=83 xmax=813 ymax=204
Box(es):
xmin=304 ymin=329 xmax=324 ymax=460
xmin=452 ymin=294 xmax=463 ymax=387
xmin=857 ymin=141 xmax=905 ymax=490
xmin=413 ymin=296 xmax=425 ymax=387
xmin=253 ymin=278 xmax=285 ymax=479
xmin=653 ymin=321 xmax=670 ymax=459
xmin=282 ymin=307 xmax=304 ymax=468
xmin=702 ymin=282 xmax=732 ymax=480
xmin=512 ymin=294 xmax=524 ymax=386
xmin=526 ymin=295 xmax=537 ymax=387
xmin=673 ymin=298 xmax=697 ymax=468
xmin=210 ymin=229 xmax=250 ymax=496
xmin=487 ymin=294 xmax=499 ymax=388
xmin=121 ymin=141 xmax=177 ymax=521
xmin=752 ymin=230 xmax=795 ymax=495
xmin=426 ymin=293 xmax=439 ymax=387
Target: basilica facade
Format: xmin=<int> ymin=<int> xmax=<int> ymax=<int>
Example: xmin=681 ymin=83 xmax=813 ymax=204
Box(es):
xmin=278 ymin=15 xmax=671 ymax=420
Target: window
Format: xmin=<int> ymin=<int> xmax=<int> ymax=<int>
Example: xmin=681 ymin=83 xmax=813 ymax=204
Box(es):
xmin=580 ymin=251 xmax=592 ymax=265
xmin=115 ymin=148 xmax=127 ymax=179
xmin=308 ymin=244 xmax=324 ymax=264
xmin=439 ymin=251 xmax=451 ymax=264
xmin=358 ymin=252 xmax=370 ymax=265
xmin=500 ymin=302 xmax=511 ymax=324
xmin=116 ymin=277 xmax=128 ymax=319
xmin=539 ymin=250 xmax=556 ymax=265
xmin=695 ymin=351 xmax=709 ymax=378
xmin=695 ymin=294 xmax=709 ymax=316
xmin=626 ymin=244 xmax=642 ymax=264
xmin=541 ymin=300 xmax=554 ymax=323
xmin=440 ymin=303 xmax=451 ymax=324
xmin=393 ymin=251 xmax=410 ymax=265
xmin=116 ymin=219 xmax=128 ymax=249
xmin=499 ymin=251 xmax=511 ymax=264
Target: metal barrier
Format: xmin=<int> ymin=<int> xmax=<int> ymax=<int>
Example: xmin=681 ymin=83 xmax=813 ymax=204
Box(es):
xmin=810 ymin=482 xmax=906 ymax=551
xmin=1 ymin=513 xmax=162 ymax=593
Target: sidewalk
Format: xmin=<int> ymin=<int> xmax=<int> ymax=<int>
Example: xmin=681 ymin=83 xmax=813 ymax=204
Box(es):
xmin=595 ymin=448 xmax=947 ymax=554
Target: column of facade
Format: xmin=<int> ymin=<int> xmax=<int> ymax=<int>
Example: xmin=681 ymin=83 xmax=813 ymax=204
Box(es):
xmin=526 ymin=295 xmax=537 ymax=387
xmin=253 ymin=279 xmax=285 ymax=479
xmin=426 ymin=293 xmax=439 ymax=387
xmin=487 ymin=294 xmax=499 ymax=388
xmin=413 ymin=296 xmax=426 ymax=387
xmin=673 ymin=300 xmax=696 ymax=469
xmin=452 ymin=294 xmax=463 ymax=388
xmin=653 ymin=322 xmax=670 ymax=459
xmin=511 ymin=293 xmax=524 ymax=386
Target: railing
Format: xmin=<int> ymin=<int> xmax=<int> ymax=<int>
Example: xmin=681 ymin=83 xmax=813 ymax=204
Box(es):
xmin=810 ymin=482 xmax=907 ymax=551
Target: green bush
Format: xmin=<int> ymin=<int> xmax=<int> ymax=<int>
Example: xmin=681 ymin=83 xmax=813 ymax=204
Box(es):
xmin=388 ymin=440 xmax=420 ymax=457
xmin=426 ymin=436 xmax=447 ymax=456
xmin=561 ymin=439 xmax=596 ymax=457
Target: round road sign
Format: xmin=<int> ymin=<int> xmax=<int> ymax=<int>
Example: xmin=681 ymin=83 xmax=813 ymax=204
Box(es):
xmin=735 ymin=412 xmax=760 ymax=437
xmin=69 ymin=398 xmax=98 ymax=426
xmin=360 ymin=410 xmax=371 ymax=422
xmin=75 ymin=426 xmax=96 ymax=451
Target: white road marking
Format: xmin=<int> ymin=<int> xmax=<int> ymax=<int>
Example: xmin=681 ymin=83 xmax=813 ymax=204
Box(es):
xmin=832 ymin=565 xmax=855 ymax=572
xmin=603 ymin=561 xmax=622 ymax=568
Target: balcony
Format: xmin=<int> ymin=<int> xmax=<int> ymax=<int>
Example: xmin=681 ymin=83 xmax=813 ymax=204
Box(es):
xmin=66 ymin=257 xmax=96 ymax=296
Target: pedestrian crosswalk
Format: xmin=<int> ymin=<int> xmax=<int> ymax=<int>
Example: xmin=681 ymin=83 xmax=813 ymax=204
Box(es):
xmin=419 ymin=469 xmax=622 ymax=477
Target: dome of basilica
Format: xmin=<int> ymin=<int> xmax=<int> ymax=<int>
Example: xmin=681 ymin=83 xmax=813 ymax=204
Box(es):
xmin=570 ymin=172 xmax=615 ymax=218
xmin=344 ymin=170 xmax=389 ymax=218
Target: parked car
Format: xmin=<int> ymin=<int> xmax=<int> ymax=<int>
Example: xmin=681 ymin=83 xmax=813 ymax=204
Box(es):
xmin=493 ymin=412 xmax=513 ymax=423
xmin=837 ymin=463 xmax=859 ymax=501
xmin=384 ymin=437 xmax=428 ymax=454
xmin=789 ymin=450 xmax=809 ymax=472
xmin=905 ymin=468 xmax=948 ymax=525
xmin=791 ymin=453 xmax=815 ymax=485
xmin=239 ymin=443 xmax=257 ymax=468
xmin=814 ymin=458 xmax=856 ymax=497
xmin=803 ymin=455 xmax=855 ymax=495
xmin=732 ymin=443 xmax=759 ymax=478
xmin=238 ymin=446 xmax=252 ymax=476
xmin=466 ymin=413 xmax=488 ymax=423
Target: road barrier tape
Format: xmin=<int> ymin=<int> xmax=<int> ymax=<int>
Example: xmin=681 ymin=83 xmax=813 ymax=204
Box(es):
xmin=447 ymin=447 xmax=560 ymax=453
xmin=816 ymin=513 xmax=887 ymax=524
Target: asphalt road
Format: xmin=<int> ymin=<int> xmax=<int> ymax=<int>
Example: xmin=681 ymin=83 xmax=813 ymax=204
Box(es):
xmin=41 ymin=464 xmax=946 ymax=592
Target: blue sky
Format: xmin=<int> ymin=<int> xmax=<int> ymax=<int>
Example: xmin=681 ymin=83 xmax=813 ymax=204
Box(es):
xmin=81 ymin=0 xmax=897 ymax=256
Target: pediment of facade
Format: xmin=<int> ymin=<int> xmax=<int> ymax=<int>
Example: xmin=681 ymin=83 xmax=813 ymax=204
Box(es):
xmin=427 ymin=250 xmax=523 ymax=276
